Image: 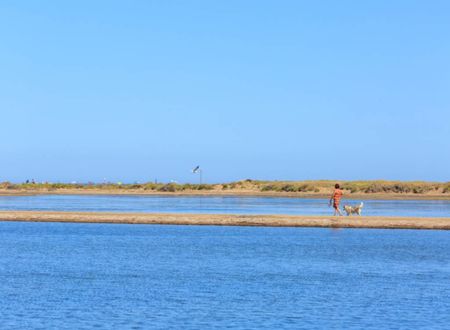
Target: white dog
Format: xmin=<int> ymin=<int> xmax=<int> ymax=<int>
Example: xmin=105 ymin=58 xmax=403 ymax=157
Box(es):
xmin=343 ymin=202 xmax=364 ymax=216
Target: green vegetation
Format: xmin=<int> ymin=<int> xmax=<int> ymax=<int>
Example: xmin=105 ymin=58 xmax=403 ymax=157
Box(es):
xmin=260 ymin=183 xmax=317 ymax=193
xmin=443 ymin=183 xmax=450 ymax=194
xmin=340 ymin=181 xmax=443 ymax=194
xmin=0 ymin=181 xmax=217 ymax=192
xmin=250 ymin=180 xmax=448 ymax=195
xmin=0 ymin=180 xmax=449 ymax=195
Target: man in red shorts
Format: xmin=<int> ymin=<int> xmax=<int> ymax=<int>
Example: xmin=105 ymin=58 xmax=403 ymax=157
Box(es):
xmin=329 ymin=183 xmax=343 ymax=216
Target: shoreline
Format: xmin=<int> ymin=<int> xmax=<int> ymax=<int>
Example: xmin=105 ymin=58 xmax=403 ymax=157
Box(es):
xmin=1 ymin=189 xmax=450 ymax=200
xmin=1 ymin=211 xmax=449 ymax=230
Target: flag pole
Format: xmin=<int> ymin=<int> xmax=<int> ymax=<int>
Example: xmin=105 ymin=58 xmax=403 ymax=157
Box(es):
xmin=192 ymin=166 xmax=202 ymax=185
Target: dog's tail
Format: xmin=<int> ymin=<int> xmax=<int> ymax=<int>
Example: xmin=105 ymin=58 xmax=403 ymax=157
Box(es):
xmin=360 ymin=202 xmax=364 ymax=208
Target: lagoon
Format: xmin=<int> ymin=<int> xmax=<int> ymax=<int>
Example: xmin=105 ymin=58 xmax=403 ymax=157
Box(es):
xmin=0 ymin=194 xmax=449 ymax=217
xmin=1 ymin=222 xmax=449 ymax=329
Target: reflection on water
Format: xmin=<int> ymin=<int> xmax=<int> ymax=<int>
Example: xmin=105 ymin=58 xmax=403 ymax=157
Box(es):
xmin=1 ymin=222 xmax=449 ymax=329
xmin=0 ymin=194 xmax=449 ymax=217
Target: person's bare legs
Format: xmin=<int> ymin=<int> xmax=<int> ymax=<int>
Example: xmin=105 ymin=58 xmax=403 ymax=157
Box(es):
xmin=334 ymin=206 xmax=343 ymax=216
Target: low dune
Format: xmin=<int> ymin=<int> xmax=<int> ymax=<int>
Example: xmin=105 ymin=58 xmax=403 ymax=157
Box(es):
xmin=1 ymin=180 xmax=449 ymax=200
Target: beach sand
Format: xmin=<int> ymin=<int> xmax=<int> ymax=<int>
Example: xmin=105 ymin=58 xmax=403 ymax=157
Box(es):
xmin=0 ymin=188 xmax=449 ymax=200
xmin=0 ymin=211 xmax=449 ymax=230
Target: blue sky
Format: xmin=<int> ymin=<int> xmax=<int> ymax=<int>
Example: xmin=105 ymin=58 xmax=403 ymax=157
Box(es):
xmin=0 ymin=1 xmax=449 ymax=183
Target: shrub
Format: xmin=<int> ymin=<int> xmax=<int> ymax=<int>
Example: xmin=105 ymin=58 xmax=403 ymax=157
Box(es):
xmin=126 ymin=184 xmax=142 ymax=189
xmin=443 ymin=184 xmax=450 ymax=193
xmin=143 ymin=183 xmax=159 ymax=190
xmin=197 ymin=184 xmax=213 ymax=190
xmin=0 ymin=182 xmax=15 ymax=189
xmin=301 ymin=184 xmax=316 ymax=192
xmin=158 ymin=183 xmax=178 ymax=192
xmin=261 ymin=184 xmax=281 ymax=192
xmin=280 ymin=184 xmax=298 ymax=192
xmin=260 ymin=183 xmax=314 ymax=193
xmin=364 ymin=184 xmax=384 ymax=193
xmin=342 ymin=185 xmax=360 ymax=193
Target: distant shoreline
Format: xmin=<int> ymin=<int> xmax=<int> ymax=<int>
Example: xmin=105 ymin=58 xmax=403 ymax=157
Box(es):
xmin=1 ymin=180 xmax=449 ymax=200
xmin=1 ymin=211 xmax=449 ymax=230
xmin=1 ymin=189 xmax=450 ymax=200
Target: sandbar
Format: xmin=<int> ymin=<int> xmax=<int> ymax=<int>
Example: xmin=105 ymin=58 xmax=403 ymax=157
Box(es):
xmin=0 ymin=211 xmax=449 ymax=230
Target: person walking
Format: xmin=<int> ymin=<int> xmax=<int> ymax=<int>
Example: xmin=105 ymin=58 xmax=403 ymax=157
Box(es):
xmin=329 ymin=183 xmax=343 ymax=216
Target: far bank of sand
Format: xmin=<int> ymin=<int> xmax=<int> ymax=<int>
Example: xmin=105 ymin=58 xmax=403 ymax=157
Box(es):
xmin=0 ymin=211 xmax=449 ymax=230
xmin=0 ymin=189 xmax=450 ymax=200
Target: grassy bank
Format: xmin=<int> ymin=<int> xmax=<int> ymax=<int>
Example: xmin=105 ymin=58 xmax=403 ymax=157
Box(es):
xmin=0 ymin=180 xmax=449 ymax=198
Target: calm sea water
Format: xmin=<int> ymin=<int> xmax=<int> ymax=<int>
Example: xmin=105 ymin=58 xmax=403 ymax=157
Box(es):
xmin=0 ymin=194 xmax=449 ymax=217
xmin=1 ymin=222 xmax=449 ymax=329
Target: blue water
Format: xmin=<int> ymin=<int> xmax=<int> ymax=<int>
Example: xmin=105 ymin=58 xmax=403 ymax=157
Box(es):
xmin=0 ymin=194 xmax=449 ymax=217
xmin=1 ymin=222 xmax=449 ymax=329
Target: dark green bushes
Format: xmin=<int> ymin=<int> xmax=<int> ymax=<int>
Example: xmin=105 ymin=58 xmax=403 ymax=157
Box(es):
xmin=260 ymin=183 xmax=315 ymax=193
xmin=443 ymin=184 xmax=450 ymax=193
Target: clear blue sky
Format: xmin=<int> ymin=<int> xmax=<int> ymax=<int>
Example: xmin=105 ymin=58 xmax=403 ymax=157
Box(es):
xmin=1 ymin=1 xmax=449 ymax=183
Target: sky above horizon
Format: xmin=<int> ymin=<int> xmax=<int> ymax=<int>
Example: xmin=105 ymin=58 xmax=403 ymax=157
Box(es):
xmin=0 ymin=1 xmax=449 ymax=183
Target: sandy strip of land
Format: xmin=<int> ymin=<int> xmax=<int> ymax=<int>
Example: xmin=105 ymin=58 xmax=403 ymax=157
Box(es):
xmin=0 ymin=211 xmax=449 ymax=230
xmin=0 ymin=189 xmax=449 ymax=200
